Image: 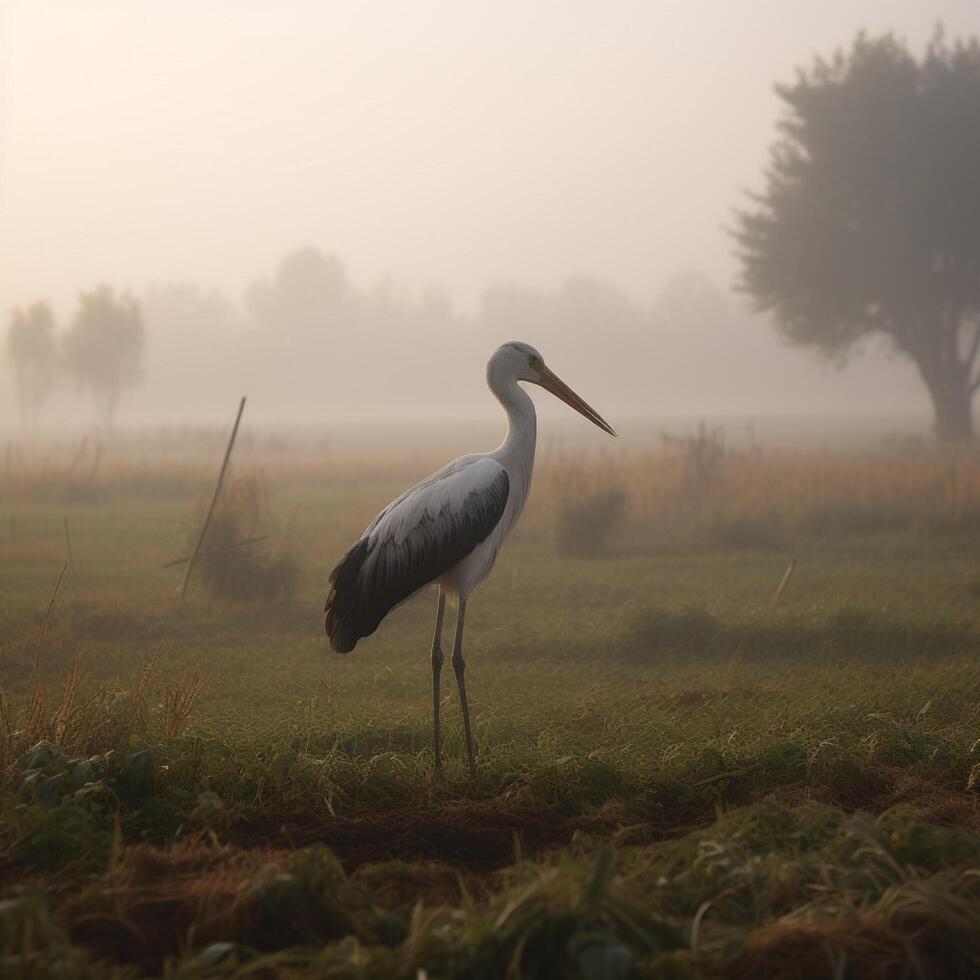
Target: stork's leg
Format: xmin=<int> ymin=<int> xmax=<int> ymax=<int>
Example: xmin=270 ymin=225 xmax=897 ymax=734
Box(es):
xmin=451 ymin=598 xmax=477 ymax=778
xmin=431 ymin=589 xmax=447 ymax=772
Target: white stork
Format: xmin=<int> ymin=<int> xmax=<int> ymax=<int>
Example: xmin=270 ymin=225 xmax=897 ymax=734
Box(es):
xmin=324 ymin=342 xmax=615 ymax=775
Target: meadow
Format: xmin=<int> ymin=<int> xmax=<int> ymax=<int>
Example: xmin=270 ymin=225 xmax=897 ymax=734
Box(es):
xmin=1 ymin=425 xmax=979 ymax=979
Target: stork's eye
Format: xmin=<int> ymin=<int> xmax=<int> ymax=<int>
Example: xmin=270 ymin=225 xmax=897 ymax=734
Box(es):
xmin=528 ymin=355 xmax=540 ymax=367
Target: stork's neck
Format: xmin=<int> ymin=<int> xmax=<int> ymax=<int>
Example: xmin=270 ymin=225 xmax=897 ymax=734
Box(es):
xmin=488 ymin=369 xmax=537 ymax=466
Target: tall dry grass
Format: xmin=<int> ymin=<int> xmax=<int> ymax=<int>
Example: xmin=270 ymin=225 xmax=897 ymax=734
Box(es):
xmin=530 ymin=432 xmax=980 ymax=548
xmin=191 ymin=474 xmax=299 ymax=605
xmin=4 ymin=427 xmax=980 ymax=551
xmin=0 ymin=658 xmax=208 ymax=781
xmin=0 ymin=659 xmax=154 ymax=777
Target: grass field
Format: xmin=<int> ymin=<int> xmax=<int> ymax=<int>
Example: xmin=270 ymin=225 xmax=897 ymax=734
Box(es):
xmin=2 ymin=433 xmax=980 ymax=978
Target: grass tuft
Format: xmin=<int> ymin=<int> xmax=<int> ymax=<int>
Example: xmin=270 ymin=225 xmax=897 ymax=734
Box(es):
xmin=193 ymin=474 xmax=300 ymax=606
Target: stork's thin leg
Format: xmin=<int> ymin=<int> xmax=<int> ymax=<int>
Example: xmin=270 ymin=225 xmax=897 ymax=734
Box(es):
xmin=451 ymin=599 xmax=477 ymax=778
xmin=431 ymin=589 xmax=447 ymax=772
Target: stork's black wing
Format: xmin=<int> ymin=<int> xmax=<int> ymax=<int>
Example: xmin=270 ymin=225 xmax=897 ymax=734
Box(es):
xmin=324 ymin=456 xmax=509 ymax=652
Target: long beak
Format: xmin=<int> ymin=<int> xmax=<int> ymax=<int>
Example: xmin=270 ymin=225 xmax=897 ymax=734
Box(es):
xmin=536 ymin=366 xmax=617 ymax=436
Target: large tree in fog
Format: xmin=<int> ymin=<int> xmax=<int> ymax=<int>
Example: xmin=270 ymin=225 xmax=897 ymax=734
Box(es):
xmin=244 ymin=247 xmax=349 ymax=335
xmin=735 ymin=31 xmax=980 ymax=440
xmin=6 ymin=301 xmax=59 ymax=428
xmin=64 ymin=286 xmax=145 ymax=430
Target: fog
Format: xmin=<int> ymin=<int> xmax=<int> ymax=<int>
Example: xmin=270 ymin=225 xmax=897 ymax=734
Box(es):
xmin=2 ymin=1 xmax=978 ymax=429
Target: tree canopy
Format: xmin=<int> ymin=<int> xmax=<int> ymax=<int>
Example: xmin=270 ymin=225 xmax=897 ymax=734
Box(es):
xmin=244 ymin=246 xmax=350 ymax=337
xmin=64 ymin=286 xmax=145 ymax=430
xmin=6 ymin=301 xmax=59 ymax=428
xmin=735 ymin=30 xmax=980 ymax=439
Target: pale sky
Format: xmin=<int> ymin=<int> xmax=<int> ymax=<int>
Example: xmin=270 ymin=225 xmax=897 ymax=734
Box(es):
xmin=2 ymin=0 xmax=977 ymax=318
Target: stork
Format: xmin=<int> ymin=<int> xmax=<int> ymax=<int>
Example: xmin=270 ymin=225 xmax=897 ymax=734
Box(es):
xmin=324 ymin=342 xmax=615 ymax=775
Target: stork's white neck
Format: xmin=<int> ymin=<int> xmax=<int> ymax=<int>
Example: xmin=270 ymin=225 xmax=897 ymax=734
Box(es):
xmin=487 ymin=367 xmax=537 ymax=475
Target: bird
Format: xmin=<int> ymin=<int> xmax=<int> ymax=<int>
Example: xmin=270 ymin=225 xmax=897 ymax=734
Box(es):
xmin=324 ymin=341 xmax=615 ymax=775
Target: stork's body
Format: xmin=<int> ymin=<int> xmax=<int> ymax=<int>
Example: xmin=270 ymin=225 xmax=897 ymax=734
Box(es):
xmin=324 ymin=342 xmax=614 ymax=774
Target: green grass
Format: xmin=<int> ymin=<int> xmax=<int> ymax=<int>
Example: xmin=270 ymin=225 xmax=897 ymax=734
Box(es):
xmin=2 ymin=470 xmax=980 ymax=978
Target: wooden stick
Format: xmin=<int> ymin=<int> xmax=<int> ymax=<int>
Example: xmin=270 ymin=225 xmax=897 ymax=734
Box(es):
xmin=772 ymin=557 xmax=796 ymax=605
xmin=162 ymin=534 xmax=267 ymax=569
xmin=33 ymin=562 xmax=69 ymax=697
xmin=179 ymin=397 xmax=247 ymax=607
xmin=63 ymin=516 xmax=76 ymax=575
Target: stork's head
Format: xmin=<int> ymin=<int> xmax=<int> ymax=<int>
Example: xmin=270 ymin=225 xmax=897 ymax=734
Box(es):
xmin=489 ymin=341 xmax=616 ymax=436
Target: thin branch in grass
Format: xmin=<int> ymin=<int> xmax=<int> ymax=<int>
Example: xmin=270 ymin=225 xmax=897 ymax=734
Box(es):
xmin=772 ymin=557 xmax=797 ymax=605
xmin=123 ymin=664 xmax=155 ymax=743
xmin=179 ymin=396 xmax=246 ymax=607
xmin=164 ymin=669 xmax=205 ymax=738
xmin=32 ymin=562 xmax=68 ymax=701
xmin=63 ymin=516 xmax=76 ymax=575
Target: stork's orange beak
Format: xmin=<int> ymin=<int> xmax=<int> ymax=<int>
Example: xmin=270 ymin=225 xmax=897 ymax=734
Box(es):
xmin=535 ymin=366 xmax=616 ymax=436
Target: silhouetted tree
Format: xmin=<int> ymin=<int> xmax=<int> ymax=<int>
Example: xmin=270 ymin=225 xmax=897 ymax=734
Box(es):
xmin=6 ymin=301 xmax=60 ymax=428
xmin=735 ymin=31 xmax=980 ymax=440
xmin=64 ymin=286 xmax=144 ymax=430
xmin=244 ymin=247 xmax=349 ymax=335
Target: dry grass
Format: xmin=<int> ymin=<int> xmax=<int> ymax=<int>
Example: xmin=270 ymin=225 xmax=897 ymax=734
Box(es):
xmin=162 ymin=669 xmax=205 ymax=738
xmin=529 ymin=435 xmax=980 ymax=548
xmin=6 ymin=427 xmax=980 ymax=552
xmin=192 ymin=474 xmax=300 ymax=605
xmin=3 ymin=430 xmax=980 ymax=974
xmin=554 ymin=487 xmax=627 ymax=556
xmin=0 ymin=659 xmax=154 ymax=777
xmin=0 ymin=615 xmax=204 ymax=782
xmin=10 ymin=800 xmax=978 ymax=978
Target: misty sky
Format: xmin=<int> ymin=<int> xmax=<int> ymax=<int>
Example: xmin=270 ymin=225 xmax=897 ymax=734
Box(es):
xmin=3 ymin=0 xmax=977 ymax=317
xmin=2 ymin=2 xmax=980 ymax=430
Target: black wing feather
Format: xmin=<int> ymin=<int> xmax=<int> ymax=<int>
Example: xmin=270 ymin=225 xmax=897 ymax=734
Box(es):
xmin=324 ymin=466 xmax=509 ymax=652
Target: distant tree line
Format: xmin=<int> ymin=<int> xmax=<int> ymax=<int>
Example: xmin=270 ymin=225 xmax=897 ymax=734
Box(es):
xmin=2 ymin=252 xmax=654 ymax=430
xmin=5 ymin=287 xmax=145 ymax=431
xmin=6 ymin=29 xmax=979 ymax=438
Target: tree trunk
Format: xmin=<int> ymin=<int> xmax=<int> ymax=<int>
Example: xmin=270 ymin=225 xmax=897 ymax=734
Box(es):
xmin=928 ymin=377 xmax=974 ymax=441
xmin=97 ymin=387 xmax=120 ymax=434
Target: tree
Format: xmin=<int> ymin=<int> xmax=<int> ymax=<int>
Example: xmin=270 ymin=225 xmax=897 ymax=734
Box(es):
xmin=241 ymin=246 xmax=357 ymax=406
xmin=6 ymin=301 xmax=59 ymax=428
xmin=64 ymin=286 xmax=145 ymax=430
xmin=734 ymin=30 xmax=980 ymax=440
xmin=244 ymin=246 xmax=349 ymax=336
